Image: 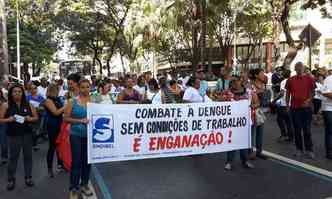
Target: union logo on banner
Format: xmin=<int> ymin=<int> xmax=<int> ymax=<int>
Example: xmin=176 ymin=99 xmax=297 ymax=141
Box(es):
xmin=92 ymin=115 xmax=114 ymax=144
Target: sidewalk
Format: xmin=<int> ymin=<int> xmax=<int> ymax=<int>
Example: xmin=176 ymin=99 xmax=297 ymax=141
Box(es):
xmin=93 ymin=115 xmax=332 ymax=199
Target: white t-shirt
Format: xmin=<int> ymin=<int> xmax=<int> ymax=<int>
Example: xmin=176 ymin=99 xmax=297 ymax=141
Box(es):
xmin=134 ymin=85 xmax=146 ymax=96
xmin=37 ymin=86 xmax=47 ymax=99
xmin=183 ymin=87 xmax=208 ymax=103
xmin=276 ymin=79 xmax=287 ymax=107
xmin=59 ymin=87 xmax=66 ymax=97
xmin=265 ymin=72 xmax=273 ymax=87
xmin=321 ymin=75 xmax=332 ymax=111
xmin=100 ymin=94 xmax=113 ymax=104
xmin=147 ymin=90 xmax=162 ymax=104
xmin=314 ymin=82 xmax=323 ymax=100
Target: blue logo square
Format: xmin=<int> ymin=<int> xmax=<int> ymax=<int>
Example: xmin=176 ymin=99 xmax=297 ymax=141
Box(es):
xmin=92 ymin=115 xmax=114 ymax=143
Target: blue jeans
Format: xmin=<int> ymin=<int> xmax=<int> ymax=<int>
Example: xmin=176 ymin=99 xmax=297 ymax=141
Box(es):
xmin=0 ymin=124 xmax=8 ymax=160
xmin=251 ymin=124 xmax=264 ymax=154
xmin=291 ymin=108 xmax=313 ymax=151
xmin=323 ymin=111 xmax=332 ymax=157
xmin=226 ymin=149 xmax=248 ymax=163
xmin=69 ymin=135 xmax=91 ymax=191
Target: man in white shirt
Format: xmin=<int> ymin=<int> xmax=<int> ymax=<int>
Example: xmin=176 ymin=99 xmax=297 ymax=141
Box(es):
xmin=37 ymin=77 xmax=48 ymax=99
xmin=321 ymin=74 xmax=332 ymax=159
xmin=275 ymin=69 xmax=293 ymax=142
xmin=133 ymin=76 xmax=147 ymax=97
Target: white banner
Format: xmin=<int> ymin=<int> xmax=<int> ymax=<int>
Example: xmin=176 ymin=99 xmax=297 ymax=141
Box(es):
xmin=87 ymin=100 xmax=251 ymax=163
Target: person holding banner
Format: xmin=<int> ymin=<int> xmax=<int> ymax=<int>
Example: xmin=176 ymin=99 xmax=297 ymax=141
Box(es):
xmin=224 ymin=77 xmax=256 ymax=170
xmin=64 ymin=79 xmax=93 ymax=199
xmin=117 ymin=77 xmax=142 ymax=104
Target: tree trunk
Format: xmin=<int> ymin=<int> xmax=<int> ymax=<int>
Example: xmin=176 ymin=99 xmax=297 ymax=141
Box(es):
xmin=192 ymin=0 xmax=201 ymax=71
xmin=95 ymin=57 xmax=102 ymax=75
xmin=0 ymin=0 xmax=9 ymax=78
xmin=93 ymin=47 xmax=102 ymax=75
xmin=120 ymin=54 xmax=126 ymax=75
xmin=259 ymin=39 xmax=264 ymax=67
xmin=281 ymin=1 xmax=301 ymax=69
xmin=192 ymin=23 xmax=199 ymax=71
xmin=22 ymin=62 xmax=30 ymax=81
xmin=200 ymin=0 xmax=207 ymax=68
xmin=106 ymin=58 xmax=111 ymax=77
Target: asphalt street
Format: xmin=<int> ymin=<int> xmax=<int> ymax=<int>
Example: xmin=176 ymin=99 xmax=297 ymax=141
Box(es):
xmin=1 ymin=115 xmax=332 ymax=199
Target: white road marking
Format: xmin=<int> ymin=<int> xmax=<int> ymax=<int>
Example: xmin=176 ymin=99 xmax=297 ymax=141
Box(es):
xmin=263 ymin=150 xmax=332 ymax=178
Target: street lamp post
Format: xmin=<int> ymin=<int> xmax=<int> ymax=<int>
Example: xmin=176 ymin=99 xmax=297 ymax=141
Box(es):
xmin=0 ymin=0 xmax=9 ymax=78
xmin=16 ymin=0 xmax=21 ymax=80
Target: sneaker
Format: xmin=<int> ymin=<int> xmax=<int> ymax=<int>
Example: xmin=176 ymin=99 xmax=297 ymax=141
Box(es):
xmin=294 ymin=150 xmax=304 ymax=157
xmin=25 ymin=178 xmax=34 ymax=187
xmin=256 ymin=153 xmax=268 ymax=160
xmin=6 ymin=180 xmax=15 ymax=191
xmin=224 ymin=163 xmax=232 ymax=171
xmin=306 ymin=151 xmax=315 ymax=159
xmin=69 ymin=190 xmax=80 ymax=199
xmin=57 ymin=164 xmax=65 ymax=172
xmin=80 ymin=184 xmax=93 ymax=197
xmin=243 ymin=161 xmax=255 ymax=169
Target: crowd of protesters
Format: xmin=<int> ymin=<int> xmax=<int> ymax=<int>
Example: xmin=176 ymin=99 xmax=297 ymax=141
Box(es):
xmin=0 ymin=61 xmax=331 ymax=198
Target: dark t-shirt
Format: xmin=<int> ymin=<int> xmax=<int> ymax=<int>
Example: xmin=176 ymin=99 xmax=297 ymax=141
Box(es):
xmin=45 ymin=97 xmax=63 ymax=131
xmin=6 ymin=103 xmax=33 ymax=136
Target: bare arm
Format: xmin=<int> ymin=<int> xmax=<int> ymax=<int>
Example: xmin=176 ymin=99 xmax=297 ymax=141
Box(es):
xmin=44 ymin=99 xmax=64 ymax=116
xmin=25 ymin=104 xmax=39 ymax=122
xmin=0 ymin=103 xmax=15 ymax=123
xmin=63 ymin=100 xmax=86 ymax=124
xmin=251 ymin=92 xmax=260 ymax=109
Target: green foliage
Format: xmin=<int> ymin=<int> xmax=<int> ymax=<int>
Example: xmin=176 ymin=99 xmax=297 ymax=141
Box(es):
xmin=6 ymin=0 xmax=58 ymax=75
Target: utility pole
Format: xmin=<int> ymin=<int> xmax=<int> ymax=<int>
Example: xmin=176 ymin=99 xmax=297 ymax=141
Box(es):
xmin=0 ymin=0 xmax=9 ymax=79
xmin=16 ymin=0 xmax=21 ymax=80
xmin=308 ymin=23 xmax=312 ymax=70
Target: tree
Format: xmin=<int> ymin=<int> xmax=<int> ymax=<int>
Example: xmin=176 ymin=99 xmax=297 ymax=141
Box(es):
xmin=6 ymin=0 xmax=58 ymax=79
xmin=237 ymin=0 xmax=272 ymax=68
xmin=268 ymin=0 xmax=332 ymax=68
xmin=55 ymin=0 xmax=133 ymax=75
xmin=208 ymin=0 xmax=235 ymax=67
